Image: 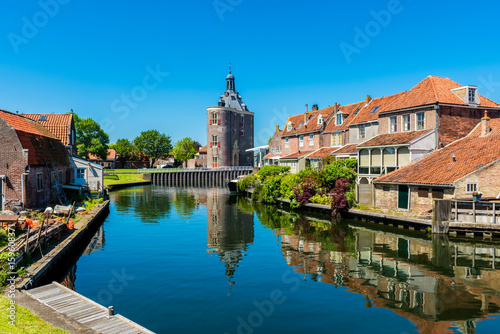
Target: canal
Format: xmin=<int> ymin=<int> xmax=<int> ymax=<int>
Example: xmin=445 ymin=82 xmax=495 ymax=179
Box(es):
xmin=62 ymin=185 xmax=500 ymax=333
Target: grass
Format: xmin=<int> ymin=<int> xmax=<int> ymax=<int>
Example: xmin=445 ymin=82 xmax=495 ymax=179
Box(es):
xmin=0 ymin=295 xmax=68 ymax=333
xmin=105 ymin=169 xmax=141 ymax=173
xmin=104 ymin=173 xmax=146 ymax=185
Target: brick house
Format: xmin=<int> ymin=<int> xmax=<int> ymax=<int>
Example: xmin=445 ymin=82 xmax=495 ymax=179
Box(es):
xmin=22 ymin=112 xmax=77 ymax=155
xmin=323 ymin=101 xmax=365 ymax=148
xmin=0 ymin=109 xmax=69 ymax=210
xmin=263 ymin=126 xmax=283 ymax=165
xmin=373 ymin=116 xmax=500 ymax=213
xmin=89 ymin=149 xmax=118 ymax=169
xmin=187 ymin=145 xmax=208 ymax=168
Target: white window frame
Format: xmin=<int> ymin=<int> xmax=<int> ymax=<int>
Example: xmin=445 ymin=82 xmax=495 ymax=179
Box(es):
xmin=402 ymin=114 xmax=411 ymax=132
xmin=77 ymin=168 xmax=85 ymax=179
xmin=358 ymin=125 xmax=366 ymax=139
xmin=285 ymin=138 xmax=289 ymax=148
xmin=468 ymin=88 xmax=476 ymax=103
xmin=465 ymin=182 xmax=478 ymax=194
xmin=336 ymin=112 xmax=343 ymax=125
xmin=36 ymin=172 xmax=43 ymax=192
xmin=211 ymin=112 xmax=218 ymax=125
xmin=287 ymin=122 xmax=292 ymax=131
xmin=299 ymin=136 xmax=304 ymax=147
xmin=212 ymin=135 xmax=218 ymax=147
xmin=309 ymin=134 xmax=314 ymax=146
xmin=416 ymin=112 xmax=425 ymax=130
xmin=389 ymin=116 xmax=397 ymax=133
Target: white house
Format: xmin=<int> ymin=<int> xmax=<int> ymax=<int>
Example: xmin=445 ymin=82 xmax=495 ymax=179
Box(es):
xmin=66 ymin=156 xmax=104 ymax=193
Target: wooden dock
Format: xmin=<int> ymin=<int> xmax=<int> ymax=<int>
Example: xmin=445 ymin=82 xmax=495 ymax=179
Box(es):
xmin=25 ymin=282 xmax=155 ymax=334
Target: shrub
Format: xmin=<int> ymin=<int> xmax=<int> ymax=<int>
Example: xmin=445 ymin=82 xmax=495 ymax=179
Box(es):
xmin=259 ymin=176 xmax=283 ymax=203
xmin=280 ymin=174 xmax=300 ymax=200
xmin=237 ymin=175 xmax=257 ymax=191
xmin=309 ymin=194 xmax=332 ymax=205
xmin=322 ymin=159 xmax=357 ymax=190
xmin=345 ymin=191 xmax=356 ymax=207
xmin=293 ymin=178 xmax=317 ymax=207
xmin=297 ymin=168 xmax=321 ymax=184
xmin=330 ymin=178 xmax=350 ymax=217
xmin=257 ymin=165 xmax=290 ymax=182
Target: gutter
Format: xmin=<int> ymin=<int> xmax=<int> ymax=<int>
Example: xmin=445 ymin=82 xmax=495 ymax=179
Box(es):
xmin=372 ymin=181 xmax=454 ymax=188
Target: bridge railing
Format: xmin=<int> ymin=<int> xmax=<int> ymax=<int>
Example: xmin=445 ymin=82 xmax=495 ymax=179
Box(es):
xmin=139 ymin=166 xmax=253 ymax=173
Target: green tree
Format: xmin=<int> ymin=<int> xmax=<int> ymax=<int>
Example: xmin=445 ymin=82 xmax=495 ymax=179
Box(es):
xmin=74 ymin=114 xmax=109 ymax=160
xmin=172 ymin=137 xmax=197 ymax=167
xmin=133 ymin=130 xmax=172 ymax=167
xmin=109 ymin=139 xmax=136 ymax=164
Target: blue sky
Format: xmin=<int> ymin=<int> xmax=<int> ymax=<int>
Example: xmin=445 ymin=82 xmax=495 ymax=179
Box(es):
xmin=1 ymin=0 xmax=500 ymax=146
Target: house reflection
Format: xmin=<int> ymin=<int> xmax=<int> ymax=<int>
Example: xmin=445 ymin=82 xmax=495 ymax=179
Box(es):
xmin=255 ymin=205 xmax=500 ymax=334
xmin=206 ymin=189 xmax=254 ymax=290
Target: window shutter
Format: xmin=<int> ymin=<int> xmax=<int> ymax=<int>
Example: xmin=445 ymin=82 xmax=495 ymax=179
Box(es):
xmin=217 ymin=142 xmax=220 ymax=147
xmin=210 ymin=142 xmax=213 ymax=148
xmin=218 ymin=119 xmax=221 ymax=125
xmin=240 ymin=122 xmax=242 ymax=127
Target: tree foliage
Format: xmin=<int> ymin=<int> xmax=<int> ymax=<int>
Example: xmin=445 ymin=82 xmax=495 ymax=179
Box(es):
xmin=257 ymin=165 xmax=290 ymax=182
xmin=109 ymin=138 xmax=137 ymax=163
xmin=172 ymin=137 xmax=197 ymax=167
xmin=133 ymin=130 xmax=172 ymax=167
xmin=74 ymin=113 xmax=109 ymax=160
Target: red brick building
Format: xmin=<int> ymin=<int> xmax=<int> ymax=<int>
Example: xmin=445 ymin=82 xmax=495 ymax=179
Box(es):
xmin=0 ymin=109 xmax=69 ymax=210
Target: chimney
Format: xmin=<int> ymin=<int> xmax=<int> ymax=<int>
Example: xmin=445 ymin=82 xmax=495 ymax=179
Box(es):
xmin=481 ymin=110 xmax=491 ymax=136
xmin=334 ymin=102 xmax=340 ymax=113
xmin=365 ymin=95 xmax=372 ymax=106
xmin=305 ymin=104 xmax=308 ymax=112
xmin=276 ymin=125 xmax=280 ymax=132
xmin=312 ymin=104 xmax=318 ymax=111
xmin=304 ymin=112 xmax=309 ymax=123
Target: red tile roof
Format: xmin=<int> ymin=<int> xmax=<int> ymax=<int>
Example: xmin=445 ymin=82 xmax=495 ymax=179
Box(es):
xmin=89 ymin=149 xmax=118 ymax=161
xmin=357 ymin=130 xmax=431 ymax=148
xmin=280 ymin=150 xmax=315 ymax=160
xmin=199 ymin=145 xmax=207 ymax=153
xmin=22 ymin=113 xmax=73 ymax=145
xmin=332 ymin=144 xmax=358 ymax=155
xmin=281 ymin=106 xmax=335 ymax=136
xmin=0 ymin=109 xmax=69 ymax=166
xmin=382 ymin=76 xmax=499 ymax=112
xmin=263 ymin=153 xmax=281 ymax=159
xmin=349 ymin=92 xmax=406 ymax=125
xmin=324 ymin=101 xmax=365 ymax=133
xmin=375 ymin=119 xmax=500 ymax=185
xmin=307 ymin=147 xmax=338 ymax=159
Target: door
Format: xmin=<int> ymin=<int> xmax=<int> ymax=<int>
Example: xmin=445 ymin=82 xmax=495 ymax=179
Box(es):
xmin=358 ymin=178 xmax=373 ymax=206
xmin=398 ymin=185 xmax=409 ymax=209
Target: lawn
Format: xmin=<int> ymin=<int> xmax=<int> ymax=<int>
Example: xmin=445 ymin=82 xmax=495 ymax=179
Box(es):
xmin=104 ymin=173 xmax=147 ymax=185
xmin=0 ymin=295 xmax=67 ymax=334
xmin=105 ymin=169 xmax=143 ymax=173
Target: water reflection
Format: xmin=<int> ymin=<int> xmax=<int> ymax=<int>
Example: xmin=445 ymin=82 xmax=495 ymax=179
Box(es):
xmin=206 ymin=189 xmax=254 ymax=291
xmin=248 ymin=202 xmax=500 ymax=334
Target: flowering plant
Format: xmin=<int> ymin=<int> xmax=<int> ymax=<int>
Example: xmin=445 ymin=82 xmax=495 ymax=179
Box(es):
xmin=472 ymin=191 xmax=483 ymax=196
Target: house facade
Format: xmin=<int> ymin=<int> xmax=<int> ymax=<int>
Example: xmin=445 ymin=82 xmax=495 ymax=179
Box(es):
xmin=374 ymin=116 xmax=500 ymax=213
xmin=207 ymin=68 xmax=254 ymax=167
xmin=0 ymin=109 xmax=69 ymax=210
xmin=187 ymin=145 xmax=208 ymax=168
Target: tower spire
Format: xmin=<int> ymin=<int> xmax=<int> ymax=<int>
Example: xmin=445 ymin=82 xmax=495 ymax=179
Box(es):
xmin=226 ymin=64 xmax=235 ymax=92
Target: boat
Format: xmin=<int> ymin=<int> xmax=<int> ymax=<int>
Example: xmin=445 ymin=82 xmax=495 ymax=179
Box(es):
xmin=227 ymin=175 xmax=246 ymax=193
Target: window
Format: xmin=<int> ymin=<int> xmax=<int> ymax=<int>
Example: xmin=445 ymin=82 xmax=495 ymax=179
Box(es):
xmin=211 ymin=112 xmax=219 ymax=125
xmin=231 ymin=96 xmax=236 ymax=100
xmin=212 ymin=156 xmax=218 ymax=167
xmin=240 ymin=130 xmax=244 ymax=136
xmin=359 ymin=125 xmax=366 ymax=139
xmin=418 ymin=188 xmax=429 ymax=198
xmin=354 ymin=108 xmax=360 ymax=115
xmin=331 ymin=133 xmax=342 ymax=146
xmin=211 ymin=135 xmax=218 ymax=147
xmin=36 ymin=173 xmax=43 ymax=192
xmin=272 ymin=147 xmax=275 ymax=154
xmin=432 ymin=189 xmax=444 ymax=199
xmin=336 ymin=113 xmax=343 ymax=125
xmin=77 ymin=169 xmax=85 ymax=179
xmin=317 ymin=116 xmax=324 ymax=125
xmin=468 ymin=88 xmax=476 ymax=103
xmin=299 ymin=136 xmax=304 ymax=147
xmin=287 ymin=122 xmax=292 ymax=131
xmin=466 ymin=182 xmax=478 ymax=194
xmin=416 ymin=112 xmax=425 ymax=130
xmin=285 ymin=138 xmax=289 ymax=148
xmin=390 ymin=116 xmax=397 ymax=133
xmin=309 ymin=134 xmax=314 ymax=146
xmin=403 ymin=114 xmax=411 ymax=132
xmin=370 ymin=106 xmax=380 ymax=114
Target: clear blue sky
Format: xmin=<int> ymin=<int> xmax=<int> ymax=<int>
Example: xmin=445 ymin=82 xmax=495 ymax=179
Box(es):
xmin=1 ymin=0 xmax=500 ymax=146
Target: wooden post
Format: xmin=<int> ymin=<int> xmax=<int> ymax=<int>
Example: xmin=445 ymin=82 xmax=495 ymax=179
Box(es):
xmin=454 ymin=201 xmax=458 ymax=222
xmin=493 ymin=203 xmax=496 ymax=224
xmin=24 ymin=225 xmax=30 ymax=253
xmin=432 ymin=199 xmax=451 ymax=234
xmin=473 ymin=201 xmax=476 ymax=223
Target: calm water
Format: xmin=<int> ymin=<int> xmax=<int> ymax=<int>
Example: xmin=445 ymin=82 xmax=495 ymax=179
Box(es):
xmin=63 ymin=185 xmax=500 ymax=334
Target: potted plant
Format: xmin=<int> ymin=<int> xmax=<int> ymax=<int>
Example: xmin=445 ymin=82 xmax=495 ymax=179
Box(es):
xmin=472 ymin=190 xmax=483 ymax=202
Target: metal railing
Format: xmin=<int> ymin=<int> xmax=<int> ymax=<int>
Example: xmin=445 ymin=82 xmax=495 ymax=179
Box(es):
xmin=139 ymin=166 xmax=253 ymax=173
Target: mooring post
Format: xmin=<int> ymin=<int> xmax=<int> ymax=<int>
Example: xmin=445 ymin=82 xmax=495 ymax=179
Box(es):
xmin=432 ymin=199 xmax=451 ymax=234
xmin=473 ymin=201 xmax=476 ymax=223
xmin=108 ymin=306 xmax=114 ymax=317
xmin=454 ymin=201 xmax=458 ymax=222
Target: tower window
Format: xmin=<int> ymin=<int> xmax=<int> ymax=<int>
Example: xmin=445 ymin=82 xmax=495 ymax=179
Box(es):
xmin=212 ymin=112 xmax=219 ymax=125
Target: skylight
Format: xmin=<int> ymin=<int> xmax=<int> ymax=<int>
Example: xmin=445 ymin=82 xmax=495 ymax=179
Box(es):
xmin=354 ymin=108 xmax=360 ymax=115
xmin=370 ymin=106 xmax=380 ymax=114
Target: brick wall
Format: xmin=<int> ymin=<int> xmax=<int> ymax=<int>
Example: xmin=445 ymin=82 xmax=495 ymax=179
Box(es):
xmin=453 ymin=160 xmax=500 ymax=199
xmin=282 ymin=135 xmax=298 ymax=156
xmin=378 ymin=107 xmax=435 ymax=135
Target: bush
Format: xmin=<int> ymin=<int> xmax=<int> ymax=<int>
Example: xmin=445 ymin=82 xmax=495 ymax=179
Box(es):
xmin=237 ymin=175 xmax=257 ymax=191
xmin=280 ymin=174 xmax=300 ymax=200
xmin=309 ymin=194 xmax=332 ymax=205
xmin=322 ymin=159 xmax=357 ymax=190
xmin=293 ymin=178 xmax=317 ymax=207
xmin=257 ymin=165 xmax=290 ymax=182
xmin=330 ymin=178 xmax=350 ymax=217
xmin=259 ymin=176 xmax=282 ymax=203
xmin=345 ymin=191 xmax=356 ymax=207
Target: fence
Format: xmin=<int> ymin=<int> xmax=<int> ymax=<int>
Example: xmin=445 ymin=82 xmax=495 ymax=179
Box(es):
xmin=451 ymin=200 xmax=499 ymax=224
xmin=139 ymin=166 xmax=253 ymax=173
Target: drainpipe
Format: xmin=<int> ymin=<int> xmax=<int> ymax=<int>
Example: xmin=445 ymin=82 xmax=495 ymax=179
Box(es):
xmin=21 ymin=173 xmax=29 ymax=209
xmin=434 ymin=104 xmax=439 ymax=149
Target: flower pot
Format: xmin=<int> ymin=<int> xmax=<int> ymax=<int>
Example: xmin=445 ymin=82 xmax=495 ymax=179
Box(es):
xmin=473 ymin=195 xmax=482 ymax=202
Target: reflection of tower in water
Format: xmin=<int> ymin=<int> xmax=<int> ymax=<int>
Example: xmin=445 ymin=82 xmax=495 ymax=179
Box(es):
xmin=206 ymin=188 xmax=254 ymax=292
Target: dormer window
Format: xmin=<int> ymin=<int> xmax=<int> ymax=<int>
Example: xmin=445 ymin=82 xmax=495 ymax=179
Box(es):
xmin=336 ymin=112 xmax=343 ymax=125
xmin=468 ymin=87 xmax=476 ymax=103
xmin=317 ymin=116 xmax=324 ymax=125
xmin=287 ymin=122 xmax=292 ymax=131
xmin=451 ymin=85 xmax=479 ymax=106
